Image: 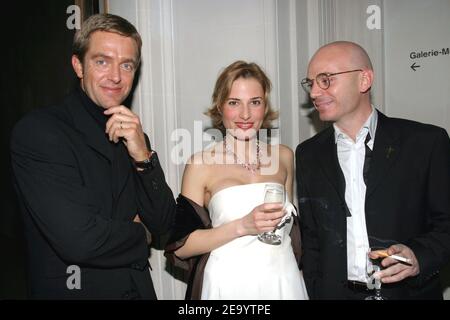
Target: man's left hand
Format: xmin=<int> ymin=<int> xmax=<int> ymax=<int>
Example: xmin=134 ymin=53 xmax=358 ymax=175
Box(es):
xmin=104 ymin=106 xmax=149 ymax=161
xmin=374 ymin=243 xmax=420 ymax=283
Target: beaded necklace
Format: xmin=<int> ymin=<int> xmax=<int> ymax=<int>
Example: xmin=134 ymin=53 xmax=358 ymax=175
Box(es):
xmin=223 ymin=138 xmax=260 ymax=174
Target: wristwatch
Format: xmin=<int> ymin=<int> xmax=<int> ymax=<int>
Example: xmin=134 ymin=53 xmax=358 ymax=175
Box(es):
xmin=134 ymin=151 xmax=157 ymax=171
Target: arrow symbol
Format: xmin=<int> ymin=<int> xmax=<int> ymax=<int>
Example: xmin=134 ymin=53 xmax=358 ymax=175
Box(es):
xmin=411 ymin=62 xmax=420 ymax=71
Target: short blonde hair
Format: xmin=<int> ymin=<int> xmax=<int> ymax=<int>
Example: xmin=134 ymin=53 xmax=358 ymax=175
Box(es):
xmin=205 ymin=61 xmax=278 ymax=134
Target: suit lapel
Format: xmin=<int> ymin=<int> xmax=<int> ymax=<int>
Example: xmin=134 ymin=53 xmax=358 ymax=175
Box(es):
xmin=317 ymin=128 xmax=348 ymax=213
xmin=366 ymin=111 xmax=400 ymax=198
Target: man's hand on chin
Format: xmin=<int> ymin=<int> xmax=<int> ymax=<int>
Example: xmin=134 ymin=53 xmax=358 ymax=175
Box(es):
xmin=104 ymin=106 xmax=149 ymax=162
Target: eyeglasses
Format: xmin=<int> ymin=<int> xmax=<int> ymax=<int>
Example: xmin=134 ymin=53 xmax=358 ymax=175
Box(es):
xmin=300 ymin=69 xmax=362 ymax=93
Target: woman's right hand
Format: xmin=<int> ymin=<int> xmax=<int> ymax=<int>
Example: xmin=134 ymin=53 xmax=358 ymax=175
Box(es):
xmin=237 ymin=203 xmax=285 ymax=236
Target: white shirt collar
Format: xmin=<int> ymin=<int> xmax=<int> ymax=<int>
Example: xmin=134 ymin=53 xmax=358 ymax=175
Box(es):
xmin=333 ymin=105 xmax=378 ymax=144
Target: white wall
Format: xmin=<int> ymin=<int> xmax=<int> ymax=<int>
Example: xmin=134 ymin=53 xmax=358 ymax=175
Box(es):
xmin=172 ymin=0 xmax=281 ymax=151
xmin=107 ymin=0 xmax=450 ymax=299
xmin=384 ymin=0 xmax=450 ymax=129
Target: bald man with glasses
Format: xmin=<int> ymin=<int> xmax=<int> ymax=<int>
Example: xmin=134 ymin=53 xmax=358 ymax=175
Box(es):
xmin=296 ymin=41 xmax=450 ymax=300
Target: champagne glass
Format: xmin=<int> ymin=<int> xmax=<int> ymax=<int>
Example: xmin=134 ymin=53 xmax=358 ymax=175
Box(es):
xmin=257 ymin=184 xmax=284 ymax=245
xmin=365 ymin=247 xmax=387 ymax=300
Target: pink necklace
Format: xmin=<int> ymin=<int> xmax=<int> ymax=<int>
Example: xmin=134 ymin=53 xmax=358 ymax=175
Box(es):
xmin=223 ymin=139 xmax=260 ymax=174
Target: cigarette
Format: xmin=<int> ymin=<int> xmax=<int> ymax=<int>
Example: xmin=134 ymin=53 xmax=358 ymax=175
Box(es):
xmin=376 ymin=250 xmax=412 ymax=264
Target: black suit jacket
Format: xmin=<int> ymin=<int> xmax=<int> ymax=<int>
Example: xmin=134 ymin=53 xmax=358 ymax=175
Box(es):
xmin=10 ymin=90 xmax=176 ymax=299
xmin=296 ymin=111 xmax=450 ymax=299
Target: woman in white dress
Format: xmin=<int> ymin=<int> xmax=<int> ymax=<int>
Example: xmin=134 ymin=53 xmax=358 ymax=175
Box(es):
xmin=165 ymin=61 xmax=308 ymax=300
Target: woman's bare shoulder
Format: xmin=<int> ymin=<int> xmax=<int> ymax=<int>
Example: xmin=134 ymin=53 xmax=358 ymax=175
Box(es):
xmin=269 ymin=143 xmax=293 ymax=163
xmin=278 ymin=144 xmax=294 ymax=156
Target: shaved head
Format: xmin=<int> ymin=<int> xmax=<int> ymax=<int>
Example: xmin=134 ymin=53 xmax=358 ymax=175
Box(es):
xmin=310 ymin=41 xmax=373 ymax=71
xmin=306 ymin=41 xmax=375 ymax=138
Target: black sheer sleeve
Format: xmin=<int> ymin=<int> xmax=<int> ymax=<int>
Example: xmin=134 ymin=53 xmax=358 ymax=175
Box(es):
xmin=164 ymin=194 xmax=212 ymax=299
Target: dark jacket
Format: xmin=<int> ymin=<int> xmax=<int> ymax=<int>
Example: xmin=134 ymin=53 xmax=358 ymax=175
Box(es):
xmin=296 ymin=111 xmax=450 ymax=299
xmin=11 ymin=89 xmax=176 ymax=299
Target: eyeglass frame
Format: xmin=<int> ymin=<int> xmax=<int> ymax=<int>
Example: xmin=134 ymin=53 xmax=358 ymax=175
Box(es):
xmin=300 ymin=69 xmax=363 ymax=93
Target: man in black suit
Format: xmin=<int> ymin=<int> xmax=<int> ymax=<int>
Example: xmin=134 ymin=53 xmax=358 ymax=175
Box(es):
xmin=296 ymin=41 xmax=450 ymax=299
xmin=10 ymin=14 xmax=176 ymax=299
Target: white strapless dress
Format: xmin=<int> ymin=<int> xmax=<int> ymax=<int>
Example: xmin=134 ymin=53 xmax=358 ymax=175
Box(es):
xmin=201 ymin=183 xmax=309 ymax=300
